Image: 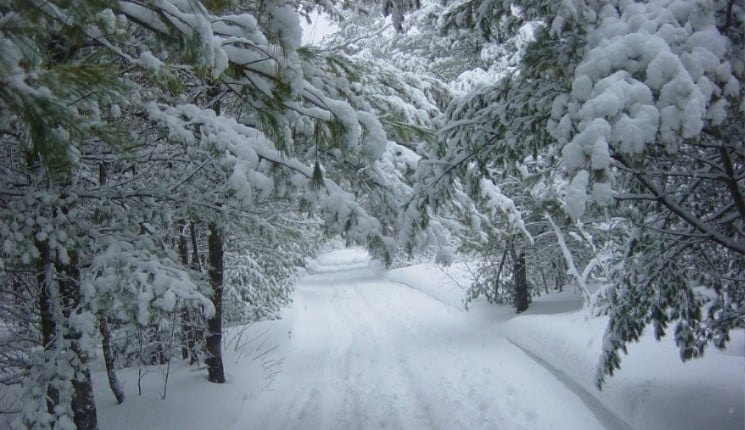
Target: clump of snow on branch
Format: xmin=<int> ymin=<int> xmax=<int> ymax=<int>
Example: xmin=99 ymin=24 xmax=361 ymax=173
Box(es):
xmin=480 ymin=178 xmax=533 ymax=244
xmin=565 ymin=170 xmax=589 ymax=219
xmin=554 ymin=0 xmax=739 ymax=218
xmin=87 ymin=239 xmax=214 ymax=326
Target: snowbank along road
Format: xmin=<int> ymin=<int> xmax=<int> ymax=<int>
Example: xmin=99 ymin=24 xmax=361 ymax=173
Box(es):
xmin=241 ymin=248 xmax=624 ymax=430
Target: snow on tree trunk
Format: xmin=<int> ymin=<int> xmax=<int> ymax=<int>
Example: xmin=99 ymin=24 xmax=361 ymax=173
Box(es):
xmin=35 ymin=237 xmax=58 ymax=415
xmin=187 ymin=223 xmax=202 ymax=365
xmin=35 ymin=236 xmax=97 ymax=429
xmin=178 ymin=222 xmax=191 ymax=361
xmin=58 ymin=250 xmax=98 ymax=430
xmin=190 ymin=223 xmax=202 ymax=271
xmin=206 ymin=222 xmax=226 ymax=383
xmin=99 ymin=317 xmax=125 ymax=404
xmin=70 ymin=365 xmax=98 ymax=430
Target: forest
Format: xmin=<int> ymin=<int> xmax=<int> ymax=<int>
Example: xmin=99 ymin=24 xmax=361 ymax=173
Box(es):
xmin=0 ymin=0 xmax=743 ymax=429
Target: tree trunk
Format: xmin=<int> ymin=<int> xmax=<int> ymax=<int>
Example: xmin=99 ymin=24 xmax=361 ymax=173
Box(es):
xmin=190 ymin=222 xmax=201 ymax=270
xmin=58 ymin=250 xmax=98 ymax=430
xmin=203 ymin=88 xmax=225 ymax=384
xmin=553 ymin=258 xmax=564 ymax=292
xmin=513 ymin=250 xmax=529 ymax=313
xmin=99 ymin=317 xmax=125 ymax=404
xmin=493 ymin=248 xmax=508 ymax=302
xmin=35 ymin=238 xmax=58 ymax=415
xmin=97 ymin=159 xmax=126 ymax=403
xmin=183 ymin=309 xmax=200 ymax=365
xmin=183 ymin=222 xmax=201 ymax=365
xmin=71 ymin=365 xmax=98 ymax=430
xmin=155 ymin=330 xmax=167 ymax=365
xmin=37 ymin=239 xmax=98 ymax=429
xmin=205 ymin=222 xmax=225 ymax=383
xmin=177 ymin=222 xmax=191 ymax=361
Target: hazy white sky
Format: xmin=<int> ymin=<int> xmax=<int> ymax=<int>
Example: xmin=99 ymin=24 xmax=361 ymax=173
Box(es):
xmin=301 ymin=11 xmax=339 ymax=45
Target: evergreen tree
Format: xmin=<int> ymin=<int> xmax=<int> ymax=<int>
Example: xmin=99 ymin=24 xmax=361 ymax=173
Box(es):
xmin=549 ymin=0 xmax=745 ymax=387
xmin=399 ymin=0 xmax=744 ymax=384
xmin=1 ymin=0 xmax=422 ymax=426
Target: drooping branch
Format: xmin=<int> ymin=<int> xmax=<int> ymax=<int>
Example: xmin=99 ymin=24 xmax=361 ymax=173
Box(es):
xmin=612 ymin=152 xmax=745 ymax=255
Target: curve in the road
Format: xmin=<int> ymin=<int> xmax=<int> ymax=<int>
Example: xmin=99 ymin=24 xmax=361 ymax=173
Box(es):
xmin=507 ymin=339 xmax=634 ymax=430
xmin=242 ymin=250 xmax=616 ymax=430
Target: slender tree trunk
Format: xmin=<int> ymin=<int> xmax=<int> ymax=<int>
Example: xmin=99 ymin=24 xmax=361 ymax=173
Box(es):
xmin=186 ymin=222 xmax=201 ymax=365
xmin=493 ymin=248 xmax=508 ymax=301
xmin=155 ymin=330 xmax=167 ymax=365
xmin=513 ymin=250 xmax=529 ymax=313
xmin=180 ymin=321 xmax=190 ymax=361
xmin=554 ymin=258 xmax=564 ymax=292
xmin=99 ymin=317 xmax=125 ymax=404
xmin=177 ymin=221 xmax=191 ymax=361
xmin=204 ymin=90 xmax=224 ymax=380
xmin=205 ymin=222 xmax=225 ymax=383
xmin=203 ymin=89 xmax=225 ymax=382
xmin=178 ymin=223 xmax=199 ymax=364
xmin=97 ymin=159 xmax=126 ymax=404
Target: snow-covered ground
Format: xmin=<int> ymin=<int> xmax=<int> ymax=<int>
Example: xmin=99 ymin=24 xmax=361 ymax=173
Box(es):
xmin=94 ymin=248 xmax=744 ymax=429
xmin=388 ymin=261 xmax=745 ymax=430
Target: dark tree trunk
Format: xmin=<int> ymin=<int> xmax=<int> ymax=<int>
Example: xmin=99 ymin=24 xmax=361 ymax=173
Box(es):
xmin=97 ymin=159 xmax=125 ymax=404
xmin=513 ymin=250 xmax=529 ymax=313
xmin=71 ymin=365 xmax=97 ymax=430
xmin=99 ymin=317 xmax=125 ymax=404
xmin=35 ymin=240 xmax=98 ymax=429
xmin=177 ymin=221 xmax=190 ymax=267
xmin=57 ymin=250 xmax=98 ymax=430
xmin=35 ymin=238 xmax=58 ymax=415
xmin=205 ymin=222 xmax=225 ymax=383
xmin=190 ymin=222 xmax=201 ymax=270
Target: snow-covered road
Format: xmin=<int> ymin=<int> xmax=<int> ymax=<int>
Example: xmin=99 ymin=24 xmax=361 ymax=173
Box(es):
xmin=241 ymin=249 xmax=614 ymax=430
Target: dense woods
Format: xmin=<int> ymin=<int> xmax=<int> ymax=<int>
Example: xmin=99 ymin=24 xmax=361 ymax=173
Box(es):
xmin=0 ymin=0 xmax=742 ymax=428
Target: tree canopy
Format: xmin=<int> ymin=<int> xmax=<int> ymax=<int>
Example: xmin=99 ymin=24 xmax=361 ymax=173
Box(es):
xmin=0 ymin=0 xmax=743 ymax=427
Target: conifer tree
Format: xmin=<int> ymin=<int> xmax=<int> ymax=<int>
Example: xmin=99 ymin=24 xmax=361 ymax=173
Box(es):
xmin=396 ymin=0 xmax=744 ymax=384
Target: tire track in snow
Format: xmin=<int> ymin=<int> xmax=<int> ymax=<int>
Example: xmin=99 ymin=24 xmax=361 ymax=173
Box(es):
xmin=358 ymin=280 xmax=612 ymax=430
xmin=245 ymin=250 xmax=612 ymax=430
xmin=353 ymin=282 xmax=539 ymax=430
xmin=351 ymin=284 xmax=449 ymax=429
xmin=246 ymin=285 xmax=339 ymax=430
xmin=336 ymin=283 xmax=434 ymax=430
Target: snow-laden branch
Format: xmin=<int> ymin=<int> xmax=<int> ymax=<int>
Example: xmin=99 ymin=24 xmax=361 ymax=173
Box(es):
xmin=480 ymin=178 xmax=533 ymax=245
xmin=144 ymin=102 xmax=392 ymax=252
xmin=545 ymin=212 xmax=591 ymax=305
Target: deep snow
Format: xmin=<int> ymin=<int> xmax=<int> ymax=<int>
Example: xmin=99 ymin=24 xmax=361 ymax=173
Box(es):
xmin=91 ymin=248 xmax=744 ymax=430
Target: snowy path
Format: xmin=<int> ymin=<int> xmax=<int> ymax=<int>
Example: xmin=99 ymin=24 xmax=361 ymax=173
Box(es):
xmin=240 ymin=249 xmax=614 ymax=430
